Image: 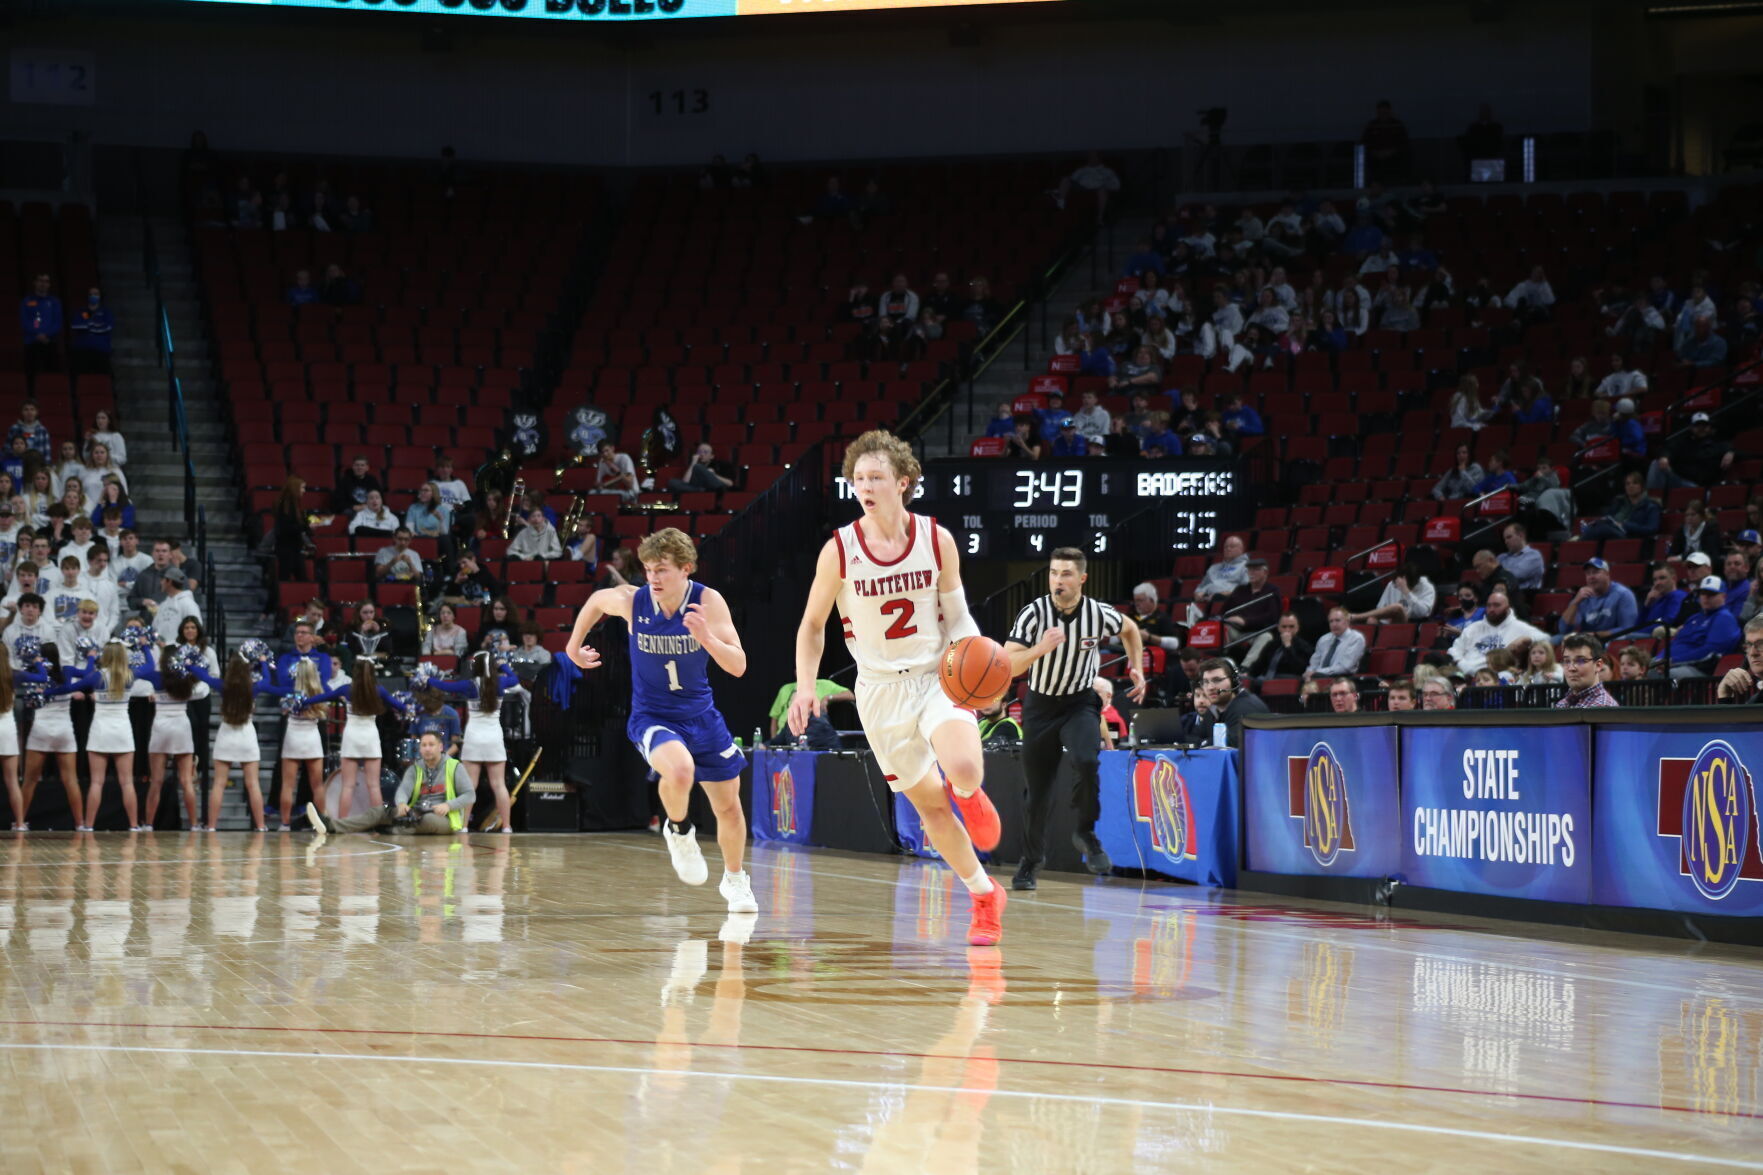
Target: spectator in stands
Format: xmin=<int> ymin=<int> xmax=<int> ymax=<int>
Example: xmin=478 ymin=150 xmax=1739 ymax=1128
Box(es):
xmin=1361 ymin=100 xmax=1411 ymax=182
xmin=320 ymin=264 xmax=361 ymax=307
xmin=1140 ymin=412 xmax=1184 ymax=459
xmin=1659 ymin=577 xmax=1741 ymax=678
xmin=1581 ymin=471 xmax=1660 ymax=540
xmin=1052 ymin=152 xmax=1120 ymax=221
xmin=1570 ymin=399 xmax=1615 ymax=449
xmin=1379 ymin=288 xmax=1421 ymax=333
xmin=440 ymin=550 xmax=498 ymax=607
xmin=1357 ymin=239 xmax=1400 ymax=277
xmin=270 ymin=475 xmax=314 ymax=581
xmin=1049 ymin=419 xmax=1086 ymax=458
xmin=1385 ymin=678 xmax=1417 ymax=711
xmin=349 ymin=490 xmax=399 ymax=538
xmin=668 ymin=442 xmax=736 ymax=494
xmin=431 ymin=455 xmax=472 ymax=513
xmin=1497 ymin=522 xmax=1545 ymax=590
xmin=1328 ymin=678 xmax=1360 ymax=714
xmin=66 ymin=286 xmax=116 ymax=377
xmin=1506 ymin=266 xmax=1556 ymax=321
xmin=1 ymin=438 xmax=27 ymax=487
xmin=1139 ymin=315 xmax=1178 ymax=361
xmin=1560 ymin=558 xmax=1639 ymax=643
xmin=1004 ymin=419 xmax=1041 ymax=461
xmin=1554 ymin=634 xmax=1617 ymax=707
xmin=1075 ymin=332 xmax=1113 ymax=378
xmin=1716 ymin=616 xmax=1763 ymax=703
xmin=1070 ymin=390 xmax=1110 ymax=438
xmin=333 ymin=455 xmax=383 ymax=513
xmin=279 ymin=599 xmax=330 ymax=650
xmin=373 ymin=527 xmax=424 ymax=583
xmin=1735 ymin=529 xmax=1762 ymax=566
xmin=1107 ymin=347 xmax=1161 ymax=393
xmin=959 ymin=277 xmax=1001 ymax=334
xmin=1450 ymin=588 xmax=1545 ymax=673
xmin=922 ymin=272 xmax=959 ymax=321
xmin=148 ymin=567 xmax=200 ymax=646
xmin=1243 ymin=612 xmax=1312 ymax=679
xmin=1675 ymin=282 xmax=1717 ymax=335
xmin=1639 ymin=562 xmax=1691 ymax=631
xmin=1353 ymin=563 xmax=1436 ymax=625
xmin=877 ymin=274 xmax=919 ymax=328
xmin=1184 ymin=658 xmax=1268 ymax=749
xmin=1675 ymin=316 xmax=1728 ymax=368
xmin=8 ymin=402 xmax=51 ymax=463
xmin=899 ymin=307 xmax=946 ymax=362
xmin=508 ymin=623 xmax=553 ymax=680
xmin=81 ymin=445 xmax=126 ymax=506
xmin=1561 ymin=357 xmax=1595 ymax=401
xmin=338 ymin=194 xmax=374 ymax=233
xmin=1722 ymin=551 xmax=1752 ymax=619
xmin=1512 ymin=378 xmax=1554 ymax=425
xmin=506 ymin=508 xmax=563 ymax=561
xmin=1650 ymin=414 xmax=1734 ymax=493
xmin=1220 ymin=393 xmax=1264 ymax=439
xmin=983 ymin=402 xmax=1017 ymax=440
xmin=1304 ymin=607 xmax=1366 ymax=682
xmin=423 ymin=602 xmax=470 ymax=658
xmin=1103 ymin=416 xmax=1140 ymax=458
xmin=1190 ymin=535 xmax=1248 ymax=617
xmin=285 ymin=268 xmax=318 ymax=307
xmin=1467 ymin=451 xmax=1515 ymax=498
xmin=1209 ymin=287 xmax=1244 ymax=338
xmin=125 ymin=539 xmax=175 ymax=616
xmin=342 ymin=600 xmax=392 ymax=670
xmin=565 ymin=515 xmax=599 ymax=570
xmin=1307 ymin=309 xmax=1348 ymax=353
xmin=1420 ymin=676 xmax=1457 ymax=710
xmin=83 ymin=410 xmax=127 ymax=470
xmin=1610 ymin=397 xmax=1647 ymax=460
xmin=111 ymin=530 xmax=150 ymax=592
xmin=18 ymin=275 xmax=63 ymax=380
xmin=595 ymin=439 xmax=639 ymax=504
xmin=1220 ymin=557 xmax=1280 ymax=645
xmin=1178 ymin=433 xmax=1212 ymax=459
xmin=1246 ymin=288 xmax=1289 ymax=334
xmin=1448 ymin=376 xmax=1495 ymax=432
xmin=1607 ymin=296 xmax=1667 ymax=350
xmin=1616 ymin=647 xmax=1651 ymax=681
xmin=1669 ymin=500 xmax=1725 ymax=560
xmin=405 ymin=482 xmax=453 ymax=541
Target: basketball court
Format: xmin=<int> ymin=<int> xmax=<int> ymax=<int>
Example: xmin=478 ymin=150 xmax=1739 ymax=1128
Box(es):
xmin=0 ymin=832 xmax=1757 ymax=1172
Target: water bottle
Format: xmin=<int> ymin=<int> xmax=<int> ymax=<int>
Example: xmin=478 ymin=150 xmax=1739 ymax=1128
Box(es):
xmin=752 ymin=726 xmax=763 ymax=750
xmin=1211 ymin=721 xmax=1227 ymax=749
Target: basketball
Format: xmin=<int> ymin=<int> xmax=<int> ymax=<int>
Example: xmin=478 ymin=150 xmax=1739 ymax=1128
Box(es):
xmin=939 ymin=635 xmax=1013 ymax=708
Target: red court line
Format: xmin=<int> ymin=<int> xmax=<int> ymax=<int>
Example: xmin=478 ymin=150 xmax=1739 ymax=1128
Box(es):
xmin=2 ymin=1017 xmax=1752 ymax=1121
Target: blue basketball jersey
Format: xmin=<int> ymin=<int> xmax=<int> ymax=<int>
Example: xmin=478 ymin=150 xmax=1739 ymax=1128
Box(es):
xmin=630 ymin=581 xmax=717 ymax=722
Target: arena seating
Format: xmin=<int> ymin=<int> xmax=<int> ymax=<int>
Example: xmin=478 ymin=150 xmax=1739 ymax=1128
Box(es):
xmin=0 ymin=200 xmax=112 ymax=434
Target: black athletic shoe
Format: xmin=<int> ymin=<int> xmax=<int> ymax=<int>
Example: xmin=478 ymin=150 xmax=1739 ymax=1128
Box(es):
xmin=1012 ymin=859 xmax=1040 ymax=891
xmin=1072 ymin=829 xmax=1112 ymax=876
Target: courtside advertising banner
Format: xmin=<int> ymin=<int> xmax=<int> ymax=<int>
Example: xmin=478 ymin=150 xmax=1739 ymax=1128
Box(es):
xmin=1095 ymin=749 xmax=1238 ymax=887
xmin=1244 ymin=725 xmax=1400 ymax=879
xmin=1400 ymin=725 xmax=1591 ymax=902
xmin=1593 ymin=727 xmax=1763 ymax=917
xmin=750 ymin=748 xmax=815 ymax=845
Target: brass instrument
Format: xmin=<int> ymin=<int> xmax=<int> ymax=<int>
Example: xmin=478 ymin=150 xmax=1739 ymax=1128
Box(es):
xmin=552 ymin=451 xmax=588 ymax=491
xmin=414 ymin=581 xmax=431 ymax=646
xmin=559 ymin=490 xmax=589 ymax=542
xmin=501 ymin=476 xmax=526 ymax=539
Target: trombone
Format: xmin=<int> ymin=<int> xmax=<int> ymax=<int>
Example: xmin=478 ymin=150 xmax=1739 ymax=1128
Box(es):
xmin=501 ymin=476 xmax=526 ymax=539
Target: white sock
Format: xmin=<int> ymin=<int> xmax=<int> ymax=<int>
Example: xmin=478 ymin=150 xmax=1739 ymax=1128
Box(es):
xmin=960 ymin=866 xmax=995 ymax=895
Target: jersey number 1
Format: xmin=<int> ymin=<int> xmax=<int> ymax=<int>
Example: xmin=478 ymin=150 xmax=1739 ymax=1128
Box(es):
xmin=663 ymin=660 xmax=682 ymax=691
xmin=880 ymin=599 xmax=918 ymax=640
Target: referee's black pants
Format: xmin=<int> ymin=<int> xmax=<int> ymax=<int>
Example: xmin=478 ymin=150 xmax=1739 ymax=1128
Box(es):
xmin=1020 ymin=688 xmax=1102 ymax=864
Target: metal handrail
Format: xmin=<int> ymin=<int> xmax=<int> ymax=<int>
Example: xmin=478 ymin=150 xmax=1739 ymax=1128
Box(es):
xmin=138 ymin=177 xmax=201 ymax=542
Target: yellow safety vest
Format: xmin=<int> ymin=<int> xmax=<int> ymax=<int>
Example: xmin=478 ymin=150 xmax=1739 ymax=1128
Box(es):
xmin=413 ymin=758 xmax=465 ymax=832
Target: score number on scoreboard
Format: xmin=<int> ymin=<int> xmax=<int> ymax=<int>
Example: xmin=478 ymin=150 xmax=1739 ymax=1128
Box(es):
xmin=834 ymin=460 xmax=1239 ymax=559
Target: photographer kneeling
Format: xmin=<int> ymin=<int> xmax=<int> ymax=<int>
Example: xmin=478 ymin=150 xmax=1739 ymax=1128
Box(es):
xmin=307 ymin=731 xmax=472 ymax=839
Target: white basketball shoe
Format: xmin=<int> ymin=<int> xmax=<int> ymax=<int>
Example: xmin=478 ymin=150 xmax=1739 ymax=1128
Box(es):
xmin=718 ymin=870 xmax=758 ymax=913
xmin=661 ymin=822 xmax=709 ymax=886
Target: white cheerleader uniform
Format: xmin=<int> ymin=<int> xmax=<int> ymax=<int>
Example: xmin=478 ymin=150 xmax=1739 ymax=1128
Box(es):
xmin=25 ymin=693 xmax=77 ymax=754
xmin=86 ymin=686 xmax=137 ymax=754
xmin=281 ymin=706 xmax=325 ymax=761
xmin=339 ymin=709 xmax=383 ymax=759
xmin=0 ymin=708 xmax=17 ymax=757
xmin=460 ymin=703 xmax=507 ymax=763
xmin=148 ymin=691 xmax=195 ymax=755
xmin=212 ymin=719 xmax=260 ymax=764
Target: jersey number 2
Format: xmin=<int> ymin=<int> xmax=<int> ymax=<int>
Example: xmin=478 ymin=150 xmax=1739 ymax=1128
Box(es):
xmin=663 ymin=660 xmax=682 ymax=691
xmin=880 ymin=599 xmax=918 ymax=640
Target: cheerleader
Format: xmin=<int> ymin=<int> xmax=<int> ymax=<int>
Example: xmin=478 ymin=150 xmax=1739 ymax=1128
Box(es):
xmin=312 ymin=659 xmax=409 ymax=820
xmin=0 ymin=643 xmax=52 ymax=830
xmin=429 ymin=651 xmax=519 ymax=832
xmin=276 ymin=655 xmax=338 ymax=832
xmin=206 ymin=643 xmax=287 ymax=833
xmin=137 ymin=645 xmax=205 ymax=831
xmin=21 ymin=643 xmax=99 ymax=830
xmin=176 ymin=616 xmax=221 ymax=792
xmin=84 ymin=639 xmax=149 ymax=831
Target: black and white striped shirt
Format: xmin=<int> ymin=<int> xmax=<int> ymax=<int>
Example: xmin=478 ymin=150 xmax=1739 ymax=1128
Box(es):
xmin=1009 ymin=595 xmax=1124 ymax=697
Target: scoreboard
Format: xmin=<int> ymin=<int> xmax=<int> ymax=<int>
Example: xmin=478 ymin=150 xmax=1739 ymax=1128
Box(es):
xmin=835 ymin=459 xmax=1246 ymax=560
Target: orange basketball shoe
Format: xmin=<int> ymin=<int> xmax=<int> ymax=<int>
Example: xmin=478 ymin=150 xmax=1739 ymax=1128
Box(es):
xmin=967 ymin=886 xmax=1006 ymax=947
xmin=946 ymin=782 xmax=1001 ymax=851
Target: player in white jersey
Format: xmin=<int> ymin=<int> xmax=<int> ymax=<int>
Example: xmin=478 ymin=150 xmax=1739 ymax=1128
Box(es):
xmin=789 ymin=430 xmax=1006 ymax=947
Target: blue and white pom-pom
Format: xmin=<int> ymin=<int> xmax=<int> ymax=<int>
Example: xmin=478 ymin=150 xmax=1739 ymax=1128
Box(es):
xmin=16 ymin=680 xmax=46 ymax=711
xmin=409 ymin=662 xmax=437 ymax=690
xmin=237 ymin=638 xmax=272 ymax=664
xmin=13 ymin=635 xmax=42 ymax=666
xmin=279 ymin=692 xmax=312 ymax=716
xmin=175 ymin=643 xmax=206 ymax=673
xmin=74 ymin=634 xmax=101 ymax=659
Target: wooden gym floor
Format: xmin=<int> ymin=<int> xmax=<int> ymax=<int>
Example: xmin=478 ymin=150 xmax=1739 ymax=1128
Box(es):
xmin=0 ymin=831 xmax=1758 ymax=1173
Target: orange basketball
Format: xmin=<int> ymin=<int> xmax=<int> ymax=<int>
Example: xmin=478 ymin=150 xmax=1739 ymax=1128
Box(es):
xmin=939 ymin=636 xmax=1013 ymax=709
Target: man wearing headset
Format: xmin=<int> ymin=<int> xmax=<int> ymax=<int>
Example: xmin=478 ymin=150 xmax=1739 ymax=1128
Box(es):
xmin=1183 ymin=656 xmax=1268 ymax=748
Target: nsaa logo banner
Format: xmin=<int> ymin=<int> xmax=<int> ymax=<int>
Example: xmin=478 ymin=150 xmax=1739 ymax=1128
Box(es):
xmin=1243 ymin=725 xmax=1399 ymax=879
xmin=1096 ymin=750 xmax=1238 ymax=887
xmin=1593 ymin=729 xmax=1763 ymax=916
xmin=750 ymin=748 xmax=815 ymax=846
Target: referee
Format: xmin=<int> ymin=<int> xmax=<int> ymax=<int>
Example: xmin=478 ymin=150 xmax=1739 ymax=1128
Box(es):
xmin=1004 ymin=547 xmax=1146 ymax=891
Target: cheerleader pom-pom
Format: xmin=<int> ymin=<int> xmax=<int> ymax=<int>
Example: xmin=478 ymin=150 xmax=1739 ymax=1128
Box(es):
xmin=237 ymin=638 xmax=272 ymax=664
xmin=279 ymin=692 xmax=310 ymax=716
xmin=409 ymin=662 xmax=437 ymax=689
xmin=13 ymin=635 xmax=42 ymax=665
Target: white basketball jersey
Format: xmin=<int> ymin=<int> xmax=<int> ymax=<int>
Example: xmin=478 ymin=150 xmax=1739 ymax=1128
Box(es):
xmin=834 ymin=513 xmax=944 ymax=680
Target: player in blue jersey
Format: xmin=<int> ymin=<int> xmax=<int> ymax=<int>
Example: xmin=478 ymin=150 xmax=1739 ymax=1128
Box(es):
xmin=567 ymin=529 xmax=757 ymax=914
